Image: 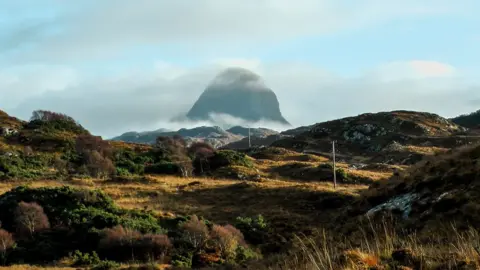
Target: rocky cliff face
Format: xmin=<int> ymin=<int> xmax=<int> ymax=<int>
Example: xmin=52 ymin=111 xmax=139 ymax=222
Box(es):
xmin=185 ymin=67 xmax=290 ymax=125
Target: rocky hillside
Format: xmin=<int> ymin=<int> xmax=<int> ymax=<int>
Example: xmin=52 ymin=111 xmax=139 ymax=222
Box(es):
xmin=352 ymin=142 xmax=480 ymax=233
xmin=185 ymin=67 xmax=290 ymax=125
xmin=0 ymin=110 xmax=24 ymax=135
xmin=272 ymin=110 xmax=479 ymax=164
xmin=112 ymin=125 xmax=279 ymax=148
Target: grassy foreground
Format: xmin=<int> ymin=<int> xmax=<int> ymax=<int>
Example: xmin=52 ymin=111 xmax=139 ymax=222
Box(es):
xmin=2 ymin=176 xmax=480 ymax=269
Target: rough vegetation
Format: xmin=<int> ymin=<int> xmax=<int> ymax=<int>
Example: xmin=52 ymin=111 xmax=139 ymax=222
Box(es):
xmin=2 ymin=108 xmax=480 ymax=269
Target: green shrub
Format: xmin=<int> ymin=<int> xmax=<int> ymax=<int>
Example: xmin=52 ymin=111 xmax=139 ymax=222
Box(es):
xmin=235 ymin=215 xmax=269 ymax=245
xmin=71 ymin=250 xmax=102 ymax=266
xmin=0 ymin=186 xmax=162 ymax=234
xmin=113 ymin=149 xmax=151 ymax=175
xmin=235 ymin=245 xmax=260 ymax=263
xmin=171 ymin=253 xmax=193 ymax=268
xmin=144 ymin=162 xmax=180 ymax=175
xmin=91 ymin=260 xmax=120 ymax=270
xmin=25 ymin=118 xmax=88 ymax=135
xmin=336 ymin=168 xmax=349 ymax=181
xmin=208 ymin=150 xmax=253 ymax=171
xmin=0 ymin=153 xmax=54 ymax=180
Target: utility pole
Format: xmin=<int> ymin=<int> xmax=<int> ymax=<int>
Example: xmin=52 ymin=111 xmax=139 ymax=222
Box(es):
xmin=332 ymin=140 xmax=337 ymax=189
xmin=248 ymin=127 xmax=251 ymax=148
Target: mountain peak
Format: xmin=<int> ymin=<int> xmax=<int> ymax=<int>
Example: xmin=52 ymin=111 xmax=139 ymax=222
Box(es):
xmin=185 ymin=67 xmax=290 ymax=125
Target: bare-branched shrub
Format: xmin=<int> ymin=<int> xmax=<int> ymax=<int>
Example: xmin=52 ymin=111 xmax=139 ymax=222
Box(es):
xmin=211 ymin=224 xmax=245 ymax=259
xmin=155 ymin=136 xmax=193 ymax=177
xmin=75 ymin=134 xmax=115 ymax=178
xmin=30 ymin=110 xmax=76 ymax=123
xmin=84 ymin=150 xmax=115 ymax=178
xmin=0 ymin=229 xmax=15 ymax=264
xmin=181 ymin=215 xmax=209 ymax=249
xmin=99 ymin=225 xmax=171 ymax=262
xmin=14 ymin=201 xmax=50 ymax=238
xmin=188 ymin=142 xmax=215 ymax=174
xmin=137 ymin=234 xmax=172 ymax=261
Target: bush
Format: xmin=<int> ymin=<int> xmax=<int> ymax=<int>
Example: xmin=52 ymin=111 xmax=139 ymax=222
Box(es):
xmin=181 ymin=215 xmax=209 ymax=250
xmin=171 ymin=253 xmax=193 ymax=268
xmin=235 ymin=215 xmax=269 ymax=245
xmin=0 ymin=229 xmax=15 ymax=265
xmin=144 ymin=162 xmax=181 ymax=175
xmin=208 ymin=150 xmax=253 ymax=171
xmin=91 ymin=260 xmax=120 ymax=270
xmin=336 ymin=168 xmax=349 ymax=181
xmin=71 ymin=250 xmax=101 ymax=266
xmin=98 ymin=225 xmax=172 ymax=262
xmin=0 ymin=186 xmax=162 ymax=235
xmin=0 ymin=153 xmax=54 ymax=180
xmin=210 ymin=225 xmax=245 ymax=260
xmin=113 ymin=149 xmax=152 ymax=175
xmin=235 ymin=245 xmax=260 ymax=263
xmin=14 ymin=201 xmax=50 ymax=238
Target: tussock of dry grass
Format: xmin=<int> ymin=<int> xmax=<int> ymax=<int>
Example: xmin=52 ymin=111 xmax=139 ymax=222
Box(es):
xmin=272 ymin=223 xmax=480 ymax=270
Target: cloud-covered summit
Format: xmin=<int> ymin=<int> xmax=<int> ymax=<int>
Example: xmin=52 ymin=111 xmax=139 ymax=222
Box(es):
xmin=185 ymin=67 xmax=290 ymax=125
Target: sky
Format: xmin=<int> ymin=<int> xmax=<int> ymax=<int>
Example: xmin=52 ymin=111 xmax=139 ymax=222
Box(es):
xmin=1 ymin=0 xmax=479 ymax=138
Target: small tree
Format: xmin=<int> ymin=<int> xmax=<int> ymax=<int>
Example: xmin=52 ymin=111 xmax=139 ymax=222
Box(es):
xmin=31 ymin=110 xmax=74 ymax=122
xmin=84 ymin=150 xmax=115 ymax=178
xmin=181 ymin=215 xmax=209 ymax=250
xmin=14 ymin=201 xmax=50 ymax=238
xmin=188 ymin=142 xmax=215 ymax=174
xmin=0 ymin=229 xmax=14 ymax=265
xmin=75 ymin=135 xmax=115 ymax=178
xmin=211 ymin=225 xmax=244 ymax=259
xmin=154 ymin=136 xmax=193 ymax=177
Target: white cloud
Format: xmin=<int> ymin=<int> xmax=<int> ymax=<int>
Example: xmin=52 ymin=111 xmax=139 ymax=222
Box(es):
xmin=365 ymin=61 xmax=457 ymax=83
xmin=0 ymin=64 xmax=79 ymax=108
xmin=5 ymin=59 xmax=480 ymax=138
xmin=3 ymin=0 xmax=468 ymax=63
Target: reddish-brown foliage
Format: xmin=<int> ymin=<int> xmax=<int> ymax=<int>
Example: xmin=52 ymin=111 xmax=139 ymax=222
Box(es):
xmin=211 ymin=224 xmax=244 ymax=259
xmin=0 ymin=229 xmax=14 ymax=264
xmin=30 ymin=110 xmax=76 ymax=123
xmin=155 ymin=136 xmax=193 ymax=177
xmin=14 ymin=201 xmax=50 ymax=238
xmin=75 ymin=134 xmax=112 ymax=158
xmin=0 ymin=229 xmax=14 ymax=253
xmin=84 ymin=150 xmax=115 ymax=178
xmin=99 ymin=225 xmax=172 ymax=262
xmin=181 ymin=215 xmax=209 ymax=249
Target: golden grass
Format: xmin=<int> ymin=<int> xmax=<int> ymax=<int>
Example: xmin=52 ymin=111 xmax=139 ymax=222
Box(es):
xmin=402 ymin=145 xmax=448 ymax=155
xmin=272 ymin=223 xmax=480 ymax=270
xmin=0 ymin=175 xmax=367 ymax=234
xmin=345 ymin=169 xmax=392 ymax=182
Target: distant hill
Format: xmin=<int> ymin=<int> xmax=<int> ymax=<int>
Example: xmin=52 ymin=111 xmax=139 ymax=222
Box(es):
xmin=271 ymin=110 xmax=479 ymax=164
xmin=451 ymin=109 xmax=480 ymax=128
xmin=111 ymin=125 xmax=279 ymax=148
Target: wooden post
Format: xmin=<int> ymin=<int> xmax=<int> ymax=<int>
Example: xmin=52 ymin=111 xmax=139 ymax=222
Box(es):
xmin=332 ymin=141 xmax=336 ymax=189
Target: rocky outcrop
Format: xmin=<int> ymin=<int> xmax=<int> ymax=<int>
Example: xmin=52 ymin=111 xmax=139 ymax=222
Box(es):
xmin=185 ymin=67 xmax=290 ymax=125
xmin=272 ymin=110 xmax=479 ymax=163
